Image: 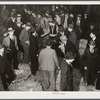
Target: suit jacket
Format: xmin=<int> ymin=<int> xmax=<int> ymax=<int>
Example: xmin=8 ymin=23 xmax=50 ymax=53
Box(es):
xmin=19 ymin=28 xmax=29 ymax=44
xmin=84 ymin=48 xmax=98 ymax=70
xmin=2 ymin=36 xmax=18 ymax=50
xmin=0 ymin=54 xmax=6 ymax=74
xmin=38 ymin=47 xmax=59 ymax=71
xmin=65 ymin=29 xmax=77 ymax=46
xmin=7 ymin=19 xmax=16 ymax=29
xmin=65 ymin=40 xmax=77 ymax=54
xmin=29 ymin=15 xmax=36 ymax=24
xmin=69 ymin=31 xmax=77 ymax=46
xmin=1 ymin=9 xmax=9 ymax=21
xmin=29 ymin=34 xmax=38 ymax=55
xmin=60 ymin=59 xmax=73 ymax=91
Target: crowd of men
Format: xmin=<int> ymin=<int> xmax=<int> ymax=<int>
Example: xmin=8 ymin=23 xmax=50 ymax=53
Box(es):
xmin=0 ymin=5 xmax=100 ymax=91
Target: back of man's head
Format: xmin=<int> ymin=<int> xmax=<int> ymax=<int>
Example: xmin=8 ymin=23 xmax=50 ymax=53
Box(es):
xmin=46 ymin=39 xmax=52 ymax=46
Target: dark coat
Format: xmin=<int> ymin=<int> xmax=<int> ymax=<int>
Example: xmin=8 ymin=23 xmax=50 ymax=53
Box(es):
xmin=21 ymin=10 xmax=27 ymax=24
xmin=96 ymin=54 xmax=100 ymax=89
xmin=14 ymin=24 xmax=23 ymax=52
xmin=84 ymin=48 xmax=99 ymax=85
xmin=64 ymin=28 xmax=77 ymax=46
xmin=0 ymin=35 xmax=5 ymax=44
xmin=60 ymin=15 xmax=65 ymax=26
xmin=0 ymin=55 xmax=6 ymax=75
xmin=65 ymin=40 xmax=77 ymax=54
xmin=67 ymin=16 xmax=74 ymax=26
xmin=14 ymin=24 xmax=22 ymax=38
xmin=49 ymin=25 xmax=57 ymax=35
xmin=29 ymin=15 xmax=36 ymax=24
xmin=75 ymin=25 xmax=82 ymax=40
xmin=60 ymin=59 xmax=73 ymax=91
xmin=0 ymin=50 xmax=15 ymax=89
xmin=0 ymin=49 xmax=11 ymax=75
xmin=29 ymin=34 xmax=38 ymax=56
xmin=29 ymin=34 xmax=38 ymax=74
xmin=81 ymin=18 xmax=89 ymax=39
xmin=7 ymin=19 xmax=16 ymax=29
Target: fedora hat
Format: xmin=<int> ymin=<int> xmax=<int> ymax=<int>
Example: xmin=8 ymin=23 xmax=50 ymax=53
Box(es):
xmin=7 ymin=27 xmax=14 ymax=32
xmin=26 ymin=22 xmax=31 ymax=27
xmin=50 ymin=33 xmax=57 ymax=37
xmin=11 ymin=14 xmax=16 ymax=18
xmin=17 ymin=14 xmax=21 ymax=17
xmin=60 ymin=35 xmax=67 ymax=42
xmin=45 ymin=11 xmax=50 ymax=14
xmin=68 ymin=24 xmax=74 ymax=29
xmin=0 ymin=27 xmax=7 ymax=35
xmin=16 ymin=21 xmax=22 ymax=24
xmin=58 ymin=25 xmax=64 ymax=32
xmin=65 ymin=51 xmax=76 ymax=59
xmin=77 ymin=14 xmax=82 ymax=18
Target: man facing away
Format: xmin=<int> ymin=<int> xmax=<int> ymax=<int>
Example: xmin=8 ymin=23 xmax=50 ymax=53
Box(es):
xmin=38 ymin=39 xmax=60 ymax=91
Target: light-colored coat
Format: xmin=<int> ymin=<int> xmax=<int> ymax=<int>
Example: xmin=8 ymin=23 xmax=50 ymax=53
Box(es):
xmin=19 ymin=28 xmax=29 ymax=44
xmin=2 ymin=36 xmax=18 ymax=50
xmin=55 ymin=15 xmax=61 ymax=25
xmin=41 ymin=17 xmax=50 ymax=34
xmin=38 ymin=47 xmax=59 ymax=71
xmin=63 ymin=15 xmax=69 ymax=29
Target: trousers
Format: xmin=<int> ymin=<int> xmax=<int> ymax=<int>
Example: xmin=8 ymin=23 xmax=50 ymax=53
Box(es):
xmin=0 ymin=76 xmax=4 ymax=91
xmin=1 ymin=65 xmax=15 ymax=90
xmin=21 ymin=43 xmax=29 ymax=64
xmin=30 ymin=55 xmax=38 ymax=75
xmin=42 ymin=70 xmax=55 ymax=91
xmin=7 ymin=51 xmax=18 ymax=69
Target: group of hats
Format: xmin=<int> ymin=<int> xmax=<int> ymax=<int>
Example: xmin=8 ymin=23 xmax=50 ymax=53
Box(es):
xmin=12 ymin=13 xmax=22 ymax=18
xmin=3 ymin=22 xmax=32 ymax=35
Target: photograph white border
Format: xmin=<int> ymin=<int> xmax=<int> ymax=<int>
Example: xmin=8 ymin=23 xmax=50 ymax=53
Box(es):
xmin=0 ymin=1 xmax=100 ymax=99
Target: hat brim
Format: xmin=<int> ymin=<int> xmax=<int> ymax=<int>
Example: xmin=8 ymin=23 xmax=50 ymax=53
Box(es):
xmin=41 ymin=33 xmax=49 ymax=37
xmin=8 ymin=30 xmax=15 ymax=33
xmin=50 ymin=34 xmax=57 ymax=37
xmin=17 ymin=16 xmax=21 ymax=17
xmin=26 ymin=25 xmax=31 ymax=27
xmin=60 ymin=37 xmax=67 ymax=41
xmin=66 ymin=54 xmax=76 ymax=59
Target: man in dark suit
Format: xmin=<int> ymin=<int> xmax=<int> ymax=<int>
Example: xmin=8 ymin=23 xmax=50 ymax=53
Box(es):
xmin=60 ymin=51 xmax=76 ymax=91
xmin=7 ymin=14 xmax=16 ymax=29
xmin=0 ymin=44 xmax=6 ymax=91
xmin=29 ymin=27 xmax=38 ymax=76
xmin=0 ymin=44 xmax=15 ymax=91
